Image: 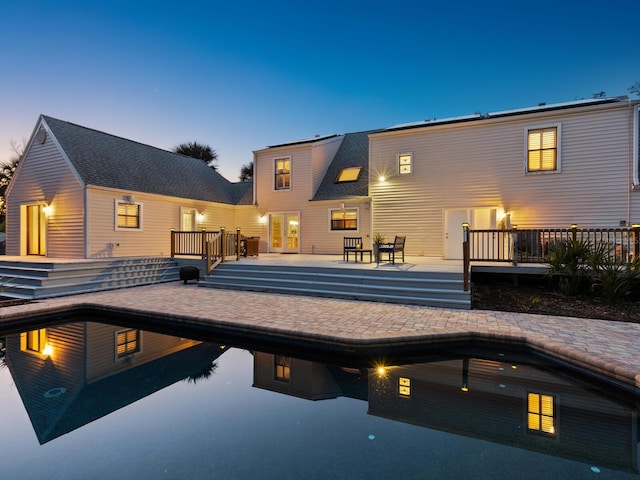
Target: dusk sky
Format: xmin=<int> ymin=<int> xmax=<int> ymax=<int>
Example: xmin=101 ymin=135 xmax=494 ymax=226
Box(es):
xmin=2 ymin=0 xmax=639 ymax=182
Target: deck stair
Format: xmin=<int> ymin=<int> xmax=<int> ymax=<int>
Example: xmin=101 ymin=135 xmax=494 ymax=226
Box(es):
xmin=0 ymin=257 xmax=181 ymax=300
xmin=199 ymin=264 xmax=470 ymax=309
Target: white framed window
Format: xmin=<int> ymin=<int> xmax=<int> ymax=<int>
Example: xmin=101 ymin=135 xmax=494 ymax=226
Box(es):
xmin=274 ymin=156 xmax=291 ymax=190
xmin=330 ymin=207 xmax=358 ymax=231
xmin=115 ymin=328 xmax=140 ymax=359
xmin=115 ymin=199 xmax=142 ymax=230
xmin=398 ymin=152 xmax=413 ymax=175
xmin=526 ymin=125 xmax=561 ymax=173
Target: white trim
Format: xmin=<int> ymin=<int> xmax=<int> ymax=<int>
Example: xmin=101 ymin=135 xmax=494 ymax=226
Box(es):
xmin=397 ymin=152 xmax=413 ymax=175
xmin=524 ymin=123 xmax=562 ymax=175
xmin=114 ymin=198 xmax=143 ymax=231
xmin=273 ymin=155 xmax=292 ymax=191
xmin=328 ymin=206 xmax=360 ymax=233
xmin=634 ymin=105 xmax=639 ymax=188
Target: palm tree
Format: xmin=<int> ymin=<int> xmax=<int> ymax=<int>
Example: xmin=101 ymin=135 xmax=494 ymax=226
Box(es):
xmin=239 ymin=162 xmax=253 ymax=182
xmin=173 ymin=141 xmax=218 ymax=170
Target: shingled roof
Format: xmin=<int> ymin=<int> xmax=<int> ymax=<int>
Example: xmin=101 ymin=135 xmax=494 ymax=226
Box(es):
xmin=42 ymin=115 xmax=249 ymax=204
xmin=312 ymin=129 xmax=380 ymax=201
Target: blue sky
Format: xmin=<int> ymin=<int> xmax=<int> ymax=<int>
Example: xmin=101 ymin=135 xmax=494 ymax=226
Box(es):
xmin=1 ymin=0 xmax=639 ymax=181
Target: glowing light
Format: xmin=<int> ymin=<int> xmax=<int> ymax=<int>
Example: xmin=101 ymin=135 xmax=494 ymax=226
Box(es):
xmin=42 ymin=205 xmax=53 ymax=216
xmin=258 ymin=215 xmax=267 ymax=224
xmin=197 ymin=213 xmax=205 ymax=223
xmin=376 ymin=366 xmax=386 ymax=376
xmin=461 ymin=386 xmax=469 ymax=392
xmin=41 ymin=344 xmax=54 ymax=357
xmin=378 ymin=175 xmax=386 ymax=183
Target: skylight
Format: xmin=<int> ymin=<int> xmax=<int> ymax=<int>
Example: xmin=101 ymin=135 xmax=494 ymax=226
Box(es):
xmin=335 ymin=166 xmax=362 ymax=183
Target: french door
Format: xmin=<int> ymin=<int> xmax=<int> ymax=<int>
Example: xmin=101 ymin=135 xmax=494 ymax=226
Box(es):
xmin=269 ymin=213 xmax=299 ymax=253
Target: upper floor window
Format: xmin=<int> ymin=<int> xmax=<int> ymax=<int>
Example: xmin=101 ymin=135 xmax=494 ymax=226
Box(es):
xmin=527 ymin=126 xmax=559 ymax=173
xmin=398 ymin=152 xmax=413 ymax=175
xmin=330 ymin=208 xmax=358 ymax=231
xmin=527 ymin=392 xmax=556 ymax=436
xmin=274 ymin=157 xmax=291 ymax=190
xmin=116 ymin=201 xmax=141 ymax=229
xmin=274 ymin=355 xmax=291 ymax=382
xmin=335 ymin=166 xmax=362 ymax=183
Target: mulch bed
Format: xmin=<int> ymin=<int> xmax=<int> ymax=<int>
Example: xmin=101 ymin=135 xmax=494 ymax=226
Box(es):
xmin=472 ymin=277 xmax=640 ymax=323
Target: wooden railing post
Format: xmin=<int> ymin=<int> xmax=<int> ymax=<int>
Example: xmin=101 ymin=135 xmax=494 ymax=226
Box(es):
xmin=236 ymin=227 xmax=241 ymax=261
xmin=570 ymin=224 xmax=578 ymax=242
xmin=633 ymin=224 xmax=640 ymax=260
xmin=511 ymin=225 xmax=518 ymax=266
xmin=462 ymin=222 xmax=470 ymax=292
xmin=201 ymin=229 xmax=207 ymax=259
xmin=170 ymin=229 xmax=175 ymax=257
xmin=220 ymin=227 xmax=226 ymax=263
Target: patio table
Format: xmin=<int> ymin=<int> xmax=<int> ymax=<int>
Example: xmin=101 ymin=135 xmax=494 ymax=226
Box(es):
xmin=346 ymin=248 xmax=372 ymax=263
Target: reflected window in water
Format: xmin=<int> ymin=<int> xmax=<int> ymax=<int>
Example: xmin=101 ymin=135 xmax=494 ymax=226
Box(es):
xmin=116 ymin=328 xmax=140 ymax=358
xmin=527 ymin=392 xmax=556 ymax=436
xmin=274 ymin=354 xmax=291 ymax=382
xmin=20 ymin=328 xmax=46 ymax=354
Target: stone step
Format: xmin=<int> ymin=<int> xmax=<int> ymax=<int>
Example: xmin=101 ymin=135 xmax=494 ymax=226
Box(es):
xmin=200 ymin=264 xmax=470 ymax=309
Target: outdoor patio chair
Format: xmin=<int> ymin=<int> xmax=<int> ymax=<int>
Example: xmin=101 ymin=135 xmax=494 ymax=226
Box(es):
xmin=343 ymin=236 xmax=363 ymax=260
xmin=378 ymin=236 xmax=406 ymax=264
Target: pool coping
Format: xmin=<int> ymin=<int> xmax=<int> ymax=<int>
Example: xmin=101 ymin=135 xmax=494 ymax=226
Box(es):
xmin=1 ymin=286 xmax=639 ymax=396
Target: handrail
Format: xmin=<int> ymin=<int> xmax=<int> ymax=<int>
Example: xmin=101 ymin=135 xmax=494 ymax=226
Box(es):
xmin=462 ymin=225 xmax=640 ymax=291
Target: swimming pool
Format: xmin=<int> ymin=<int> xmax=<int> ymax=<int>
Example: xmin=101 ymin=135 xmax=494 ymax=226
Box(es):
xmin=1 ymin=320 xmax=638 ymax=479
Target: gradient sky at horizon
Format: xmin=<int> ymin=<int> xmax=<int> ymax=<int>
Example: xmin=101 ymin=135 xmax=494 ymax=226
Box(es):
xmin=1 ymin=0 xmax=639 ymax=182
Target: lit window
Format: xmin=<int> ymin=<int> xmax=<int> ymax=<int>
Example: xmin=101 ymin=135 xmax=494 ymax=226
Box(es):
xmin=274 ymin=157 xmax=291 ymax=190
xmin=527 ymin=392 xmax=556 ymax=436
xmin=398 ymin=377 xmax=411 ymax=397
xmin=20 ymin=329 xmax=47 ymax=353
xmin=116 ymin=202 xmax=141 ymax=229
xmin=331 ymin=208 xmax=358 ymax=231
xmin=527 ymin=126 xmax=558 ymax=173
xmin=335 ymin=166 xmax=362 ymax=183
xmin=116 ymin=329 xmax=140 ymax=358
xmin=275 ymin=355 xmax=291 ymax=382
xmin=398 ymin=153 xmax=412 ymax=175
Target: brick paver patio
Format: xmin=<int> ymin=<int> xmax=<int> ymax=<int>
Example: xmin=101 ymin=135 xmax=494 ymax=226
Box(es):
xmin=1 ymin=282 xmax=639 ymax=390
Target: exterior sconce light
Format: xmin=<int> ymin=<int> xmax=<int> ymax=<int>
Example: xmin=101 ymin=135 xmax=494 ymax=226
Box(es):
xmin=42 ymin=344 xmax=54 ymax=358
xmin=378 ymin=175 xmax=386 ymax=183
xmin=197 ymin=213 xmax=205 ymax=223
xmin=42 ymin=205 xmax=53 ymax=216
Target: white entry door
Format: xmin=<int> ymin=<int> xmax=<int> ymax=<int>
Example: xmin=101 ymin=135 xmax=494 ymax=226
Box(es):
xmin=444 ymin=208 xmax=497 ymax=259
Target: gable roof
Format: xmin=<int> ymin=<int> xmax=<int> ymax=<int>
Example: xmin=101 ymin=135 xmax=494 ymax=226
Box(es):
xmin=41 ymin=115 xmax=246 ymax=204
xmin=312 ymin=129 xmax=381 ymax=201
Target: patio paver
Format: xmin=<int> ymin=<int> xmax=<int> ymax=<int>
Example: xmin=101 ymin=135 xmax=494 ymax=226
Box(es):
xmin=0 ymin=282 xmax=639 ymax=391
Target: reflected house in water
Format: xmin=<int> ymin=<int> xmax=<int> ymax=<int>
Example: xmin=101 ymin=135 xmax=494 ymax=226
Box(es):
xmin=4 ymin=322 xmax=226 ymax=444
xmin=253 ymin=351 xmax=640 ymax=474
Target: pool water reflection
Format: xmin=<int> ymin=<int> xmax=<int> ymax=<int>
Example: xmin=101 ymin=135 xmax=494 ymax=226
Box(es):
xmin=1 ymin=320 xmax=639 ymax=479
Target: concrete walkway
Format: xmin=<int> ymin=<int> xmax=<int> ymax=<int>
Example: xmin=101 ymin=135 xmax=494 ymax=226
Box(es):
xmin=1 ymin=282 xmax=639 ymax=391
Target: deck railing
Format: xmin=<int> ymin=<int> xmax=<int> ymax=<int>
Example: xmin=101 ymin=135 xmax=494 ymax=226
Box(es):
xmin=462 ymin=225 xmax=640 ymax=291
xmin=171 ymin=228 xmax=246 ymax=274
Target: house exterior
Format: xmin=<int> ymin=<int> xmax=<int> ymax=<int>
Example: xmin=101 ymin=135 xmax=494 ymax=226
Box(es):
xmin=5 ymin=115 xmax=259 ymax=258
xmin=252 ymin=130 xmax=377 ymax=254
xmin=7 ymin=96 xmax=640 ymax=260
xmin=369 ymin=97 xmax=640 ymax=258
xmin=5 ymin=321 xmax=225 ymax=443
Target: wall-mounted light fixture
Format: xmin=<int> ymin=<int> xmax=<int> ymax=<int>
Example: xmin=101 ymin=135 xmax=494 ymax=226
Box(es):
xmin=197 ymin=212 xmax=205 ymax=223
xmin=41 ymin=343 xmax=54 ymax=358
xmin=42 ymin=204 xmax=53 ymax=216
xmin=378 ymin=175 xmax=386 ymax=183
xmin=258 ymin=215 xmax=267 ymax=225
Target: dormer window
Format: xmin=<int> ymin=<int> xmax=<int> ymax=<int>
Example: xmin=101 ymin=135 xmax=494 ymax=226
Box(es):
xmin=274 ymin=157 xmax=291 ymax=190
xmin=335 ymin=166 xmax=362 ymax=183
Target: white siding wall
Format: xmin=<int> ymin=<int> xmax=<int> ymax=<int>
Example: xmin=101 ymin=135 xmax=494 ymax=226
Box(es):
xmin=370 ymin=102 xmax=639 ymax=257
xmin=6 ymin=131 xmax=85 ymax=257
xmin=254 ymin=139 xmax=371 ymax=254
xmin=86 ymin=322 xmax=200 ymax=381
xmin=87 ymin=187 xmax=238 ymax=258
